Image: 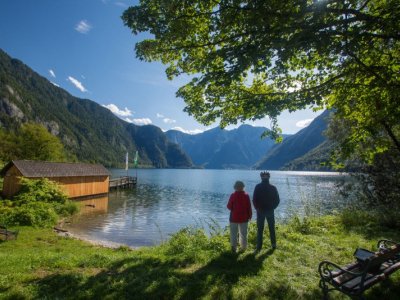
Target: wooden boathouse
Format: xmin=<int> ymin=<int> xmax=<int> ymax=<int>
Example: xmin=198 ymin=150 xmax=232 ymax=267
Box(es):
xmin=0 ymin=160 xmax=110 ymax=199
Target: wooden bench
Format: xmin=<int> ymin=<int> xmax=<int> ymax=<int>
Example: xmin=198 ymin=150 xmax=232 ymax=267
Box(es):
xmin=318 ymin=240 xmax=400 ymax=299
xmin=0 ymin=225 xmax=19 ymax=241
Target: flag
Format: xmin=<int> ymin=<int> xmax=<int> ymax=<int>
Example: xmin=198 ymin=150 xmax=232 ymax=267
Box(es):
xmin=134 ymin=151 xmax=139 ymax=168
xmin=125 ymin=152 xmax=128 ymax=170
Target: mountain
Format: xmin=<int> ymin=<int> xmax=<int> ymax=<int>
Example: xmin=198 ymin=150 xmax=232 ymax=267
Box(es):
xmin=255 ymin=110 xmax=332 ymax=170
xmin=166 ymin=125 xmax=284 ymax=169
xmin=0 ymin=49 xmax=192 ymax=168
xmin=280 ymin=140 xmax=334 ymax=171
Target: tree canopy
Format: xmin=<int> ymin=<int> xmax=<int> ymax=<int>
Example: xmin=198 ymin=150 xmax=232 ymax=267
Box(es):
xmin=0 ymin=123 xmax=67 ymax=164
xmin=123 ymin=0 xmax=400 ymax=161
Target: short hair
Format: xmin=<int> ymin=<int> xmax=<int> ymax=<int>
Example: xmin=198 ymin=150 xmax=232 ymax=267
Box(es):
xmin=234 ymin=181 xmax=245 ymax=190
xmin=260 ymin=171 xmax=270 ymax=179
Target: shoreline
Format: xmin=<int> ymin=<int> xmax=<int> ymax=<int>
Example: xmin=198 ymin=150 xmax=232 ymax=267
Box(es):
xmin=54 ymin=227 xmax=137 ymax=250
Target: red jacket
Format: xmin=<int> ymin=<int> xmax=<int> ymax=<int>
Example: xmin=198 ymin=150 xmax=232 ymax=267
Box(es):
xmin=227 ymin=191 xmax=252 ymax=223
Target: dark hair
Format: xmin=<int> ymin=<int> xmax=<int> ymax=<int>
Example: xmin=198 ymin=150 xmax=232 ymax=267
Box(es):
xmin=260 ymin=171 xmax=270 ymax=179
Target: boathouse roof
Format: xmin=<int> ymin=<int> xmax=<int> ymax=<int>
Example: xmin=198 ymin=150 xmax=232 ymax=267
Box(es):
xmin=0 ymin=160 xmax=110 ymax=178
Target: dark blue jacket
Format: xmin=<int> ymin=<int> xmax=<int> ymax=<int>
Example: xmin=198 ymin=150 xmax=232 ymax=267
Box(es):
xmin=252 ymin=180 xmax=280 ymax=212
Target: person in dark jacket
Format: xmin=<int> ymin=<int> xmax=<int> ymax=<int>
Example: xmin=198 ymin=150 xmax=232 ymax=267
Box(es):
xmin=227 ymin=180 xmax=252 ymax=252
xmin=253 ymin=171 xmax=280 ymax=251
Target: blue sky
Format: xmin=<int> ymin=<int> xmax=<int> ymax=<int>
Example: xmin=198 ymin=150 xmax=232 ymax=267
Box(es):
xmin=0 ymin=0 xmax=322 ymax=134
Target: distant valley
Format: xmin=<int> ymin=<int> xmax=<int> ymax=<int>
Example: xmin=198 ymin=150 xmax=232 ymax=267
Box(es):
xmin=166 ymin=125 xmax=285 ymax=169
xmin=166 ymin=111 xmax=332 ymax=170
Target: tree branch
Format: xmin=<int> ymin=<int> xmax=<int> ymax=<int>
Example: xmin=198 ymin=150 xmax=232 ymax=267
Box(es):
xmin=242 ymin=73 xmax=346 ymax=97
xmin=382 ymin=121 xmax=400 ymax=154
xmin=346 ymin=50 xmax=389 ymax=86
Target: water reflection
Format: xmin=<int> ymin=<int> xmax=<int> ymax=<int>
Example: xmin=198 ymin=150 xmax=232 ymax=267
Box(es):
xmin=75 ymin=195 xmax=109 ymax=215
xmin=65 ymin=169 xmax=346 ymax=247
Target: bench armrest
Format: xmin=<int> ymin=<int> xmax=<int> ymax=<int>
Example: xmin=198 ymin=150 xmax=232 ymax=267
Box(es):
xmin=378 ymin=239 xmax=400 ymax=251
xmin=319 ymin=260 xmax=364 ymax=281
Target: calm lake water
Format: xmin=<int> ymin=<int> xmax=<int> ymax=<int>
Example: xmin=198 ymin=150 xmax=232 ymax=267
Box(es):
xmin=65 ymin=169 xmax=346 ymax=247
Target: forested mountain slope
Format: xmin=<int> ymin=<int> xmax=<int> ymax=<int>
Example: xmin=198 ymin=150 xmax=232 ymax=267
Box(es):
xmin=255 ymin=110 xmax=332 ymax=170
xmin=0 ymin=49 xmax=192 ymax=168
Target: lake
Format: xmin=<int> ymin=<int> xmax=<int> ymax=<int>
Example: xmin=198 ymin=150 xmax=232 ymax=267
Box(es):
xmin=65 ymin=169 xmax=346 ymax=247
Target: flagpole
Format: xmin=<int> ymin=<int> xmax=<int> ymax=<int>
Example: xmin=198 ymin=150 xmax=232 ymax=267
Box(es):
xmin=125 ymin=152 xmax=128 ymax=177
xmin=134 ymin=150 xmax=139 ymax=181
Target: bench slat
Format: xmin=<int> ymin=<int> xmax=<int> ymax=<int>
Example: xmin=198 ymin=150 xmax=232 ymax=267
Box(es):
xmin=341 ymin=273 xmax=375 ymax=292
xmin=382 ymin=261 xmax=400 ymax=276
xmin=332 ymin=266 xmax=363 ymax=286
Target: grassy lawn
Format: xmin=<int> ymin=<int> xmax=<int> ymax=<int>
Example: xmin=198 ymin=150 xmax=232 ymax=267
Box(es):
xmin=1 ymin=216 xmax=399 ymax=299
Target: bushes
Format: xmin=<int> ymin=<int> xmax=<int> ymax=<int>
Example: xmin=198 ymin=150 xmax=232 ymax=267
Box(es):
xmin=163 ymin=227 xmax=228 ymax=263
xmin=13 ymin=177 xmax=68 ymax=205
xmin=0 ymin=178 xmax=78 ymax=227
xmin=4 ymin=202 xmax=59 ymax=227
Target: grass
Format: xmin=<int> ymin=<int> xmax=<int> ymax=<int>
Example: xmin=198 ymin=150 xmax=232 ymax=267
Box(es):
xmin=1 ymin=216 xmax=400 ymax=299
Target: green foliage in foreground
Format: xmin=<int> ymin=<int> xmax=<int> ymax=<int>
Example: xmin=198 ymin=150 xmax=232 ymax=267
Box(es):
xmin=1 ymin=215 xmax=400 ymax=299
xmin=0 ymin=178 xmax=78 ymax=227
xmin=123 ymin=0 xmax=400 ymax=162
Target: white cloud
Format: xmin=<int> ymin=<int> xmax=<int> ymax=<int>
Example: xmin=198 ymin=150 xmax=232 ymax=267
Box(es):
xmin=102 ymin=104 xmax=133 ymax=117
xmin=296 ymin=118 xmax=314 ymax=128
xmin=125 ymin=118 xmax=152 ymax=125
xmin=67 ymin=76 xmax=88 ymax=92
xmin=75 ymin=20 xmax=92 ymax=34
xmin=51 ymin=82 xmax=60 ymax=87
xmin=171 ymin=127 xmax=204 ymax=135
xmin=157 ymin=113 xmax=176 ymax=124
xmin=49 ymin=69 xmax=56 ymax=78
xmin=102 ymin=104 xmax=151 ymax=125
xmin=163 ymin=118 xmax=176 ymax=124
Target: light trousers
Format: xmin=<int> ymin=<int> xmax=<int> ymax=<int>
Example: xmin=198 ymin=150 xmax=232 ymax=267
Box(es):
xmin=230 ymin=222 xmax=248 ymax=251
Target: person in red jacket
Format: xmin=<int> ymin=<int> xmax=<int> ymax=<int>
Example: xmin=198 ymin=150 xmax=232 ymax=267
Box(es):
xmin=227 ymin=181 xmax=252 ymax=252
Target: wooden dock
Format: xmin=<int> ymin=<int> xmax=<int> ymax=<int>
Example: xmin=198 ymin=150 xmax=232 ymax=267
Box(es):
xmin=109 ymin=176 xmax=137 ymax=190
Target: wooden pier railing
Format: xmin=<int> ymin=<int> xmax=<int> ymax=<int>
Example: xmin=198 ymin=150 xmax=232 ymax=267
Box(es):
xmin=109 ymin=176 xmax=137 ymax=190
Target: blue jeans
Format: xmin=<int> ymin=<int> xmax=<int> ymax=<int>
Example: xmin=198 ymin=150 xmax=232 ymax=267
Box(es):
xmin=256 ymin=210 xmax=276 ymax=250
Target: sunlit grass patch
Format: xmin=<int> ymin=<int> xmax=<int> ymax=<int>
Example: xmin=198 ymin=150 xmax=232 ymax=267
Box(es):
xmin=1 ymin=215 xmax=400 ymax=299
